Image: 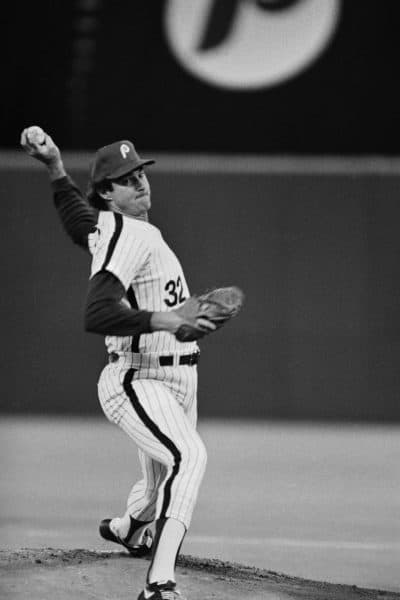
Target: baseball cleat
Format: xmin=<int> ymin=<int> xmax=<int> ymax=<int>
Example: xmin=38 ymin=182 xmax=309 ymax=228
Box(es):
xmin=99 ymin=517 xmax=153 ymax=557
xmin=137 ymin=580 xmax=184 ymax=600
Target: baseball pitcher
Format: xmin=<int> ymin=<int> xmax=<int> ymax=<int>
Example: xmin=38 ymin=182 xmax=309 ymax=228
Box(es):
xmin=20 ymin=126 xmax=243 ymax=600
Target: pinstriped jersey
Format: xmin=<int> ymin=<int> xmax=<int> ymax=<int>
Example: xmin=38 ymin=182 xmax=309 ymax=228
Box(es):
xmin=88 ymin=211 xmax=199 ymax=356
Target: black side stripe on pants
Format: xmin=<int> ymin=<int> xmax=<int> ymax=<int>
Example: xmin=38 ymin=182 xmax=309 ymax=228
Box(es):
xmin=123 ymin=369 xmax=181 ymax=519
xmin=101 ymin=213 xmax=123 ymax=271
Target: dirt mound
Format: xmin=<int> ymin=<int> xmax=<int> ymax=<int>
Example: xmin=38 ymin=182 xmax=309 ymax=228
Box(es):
xmin=1 ymin=548 xmax=398 ymax=600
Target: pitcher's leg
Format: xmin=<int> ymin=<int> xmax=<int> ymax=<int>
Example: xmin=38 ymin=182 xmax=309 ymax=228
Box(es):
xmin=124 ymin=374 xmax=207 ymax=528
xmin=111 ymin=451 xmax=163 ymax=547
xmin=126 ymin=450 xmax=165 ymax=522
xmin=122 ymin=370 xmax=207 ymax=586
xmin=97 ymin=365 xmax=160 ymax=551
xmin=98 ymin=365 xmax=206 ymax=586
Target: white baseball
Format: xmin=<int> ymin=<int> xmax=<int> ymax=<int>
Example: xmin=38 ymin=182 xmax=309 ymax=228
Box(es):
xmin=27 ymin=126 xmax=46 ymax=145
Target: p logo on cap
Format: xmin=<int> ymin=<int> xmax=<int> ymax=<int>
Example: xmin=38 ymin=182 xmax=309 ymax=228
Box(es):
xmin=120 ymin=144 xmax=130 ymax=159
xmin=90 ymin=140 xmax=155 ymax=184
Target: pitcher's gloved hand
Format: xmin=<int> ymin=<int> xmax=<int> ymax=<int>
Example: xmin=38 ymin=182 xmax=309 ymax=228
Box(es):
xmin=175 ymin=286 xmax=245 ymax=342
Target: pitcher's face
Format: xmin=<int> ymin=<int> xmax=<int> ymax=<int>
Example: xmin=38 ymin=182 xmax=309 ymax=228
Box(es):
xmin=108 ymin=168 xmax=151 ymax=219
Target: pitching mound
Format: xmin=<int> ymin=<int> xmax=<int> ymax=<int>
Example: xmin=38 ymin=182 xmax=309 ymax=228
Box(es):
xmin=1 ymin=548 xmax=398 ymax=600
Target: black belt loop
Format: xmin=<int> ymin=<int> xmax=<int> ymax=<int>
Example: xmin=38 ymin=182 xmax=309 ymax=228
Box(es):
xmin=109 ymin=352 xmax=119 ymax=363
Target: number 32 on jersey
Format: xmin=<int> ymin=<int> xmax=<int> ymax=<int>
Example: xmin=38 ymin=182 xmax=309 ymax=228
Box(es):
xmin=164 ymin=276 xmax=187 ymax=307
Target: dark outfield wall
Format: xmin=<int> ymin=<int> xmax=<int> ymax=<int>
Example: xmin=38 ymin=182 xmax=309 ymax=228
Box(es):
xmin=1 ymin=158 xmax=400 ymax=421
xmin=4 ymin=1 xmax=400 ymax=155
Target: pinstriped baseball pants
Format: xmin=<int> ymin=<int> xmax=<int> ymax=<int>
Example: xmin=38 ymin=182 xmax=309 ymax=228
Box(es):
xmin=97 ymin=359 xmax=207 ymax=529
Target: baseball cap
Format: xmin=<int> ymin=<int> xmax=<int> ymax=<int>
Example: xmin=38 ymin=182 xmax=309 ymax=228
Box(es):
xmin=90 ymin=140 xmax=155 ymax=184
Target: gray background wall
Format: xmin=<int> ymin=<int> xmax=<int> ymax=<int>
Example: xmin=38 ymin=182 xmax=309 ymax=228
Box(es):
xmin=2 ymin=159 xmax=399 ymax=420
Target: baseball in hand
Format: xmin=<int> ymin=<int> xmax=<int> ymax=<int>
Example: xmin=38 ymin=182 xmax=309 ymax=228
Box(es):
xmin=26 ymin=126 xmax=46 ymax=145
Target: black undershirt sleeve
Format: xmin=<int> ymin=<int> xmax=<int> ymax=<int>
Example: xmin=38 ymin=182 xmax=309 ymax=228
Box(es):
xmin=52 ymin=175 xmax=97 ymax=251
xmin=85 ymin=270 xmax=153 ymax=337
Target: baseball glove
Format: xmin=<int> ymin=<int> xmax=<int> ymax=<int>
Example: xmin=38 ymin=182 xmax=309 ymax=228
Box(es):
xmin=175 ymin=286 xmax=245 ymax=342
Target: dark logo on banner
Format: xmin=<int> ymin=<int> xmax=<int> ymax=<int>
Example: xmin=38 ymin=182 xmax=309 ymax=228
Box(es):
xmin=164 ymin=0 xmax=341 ymax=90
